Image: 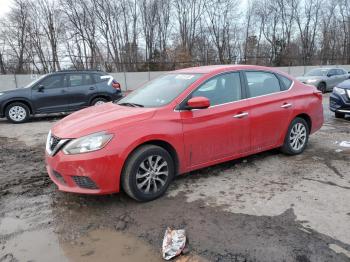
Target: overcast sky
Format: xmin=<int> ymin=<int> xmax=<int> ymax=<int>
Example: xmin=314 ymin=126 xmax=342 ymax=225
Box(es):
xmin=0 ymin=0 xmax=10 ymax=17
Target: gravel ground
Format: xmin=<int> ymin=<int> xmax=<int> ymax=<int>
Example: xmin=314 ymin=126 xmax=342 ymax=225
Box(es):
xmin=0 ymin=94 xmax=349 ymax=262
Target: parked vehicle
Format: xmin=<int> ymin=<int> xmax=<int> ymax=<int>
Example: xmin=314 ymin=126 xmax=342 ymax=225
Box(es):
xmin=0 ymin=70 xmax=122 ymax=123
xmin=46 ymin=65 xmax=324 ymax=201
xmin=329 ymin=79 xmax=350 ymax=118
xmin=296 ymin=68 xmax=350 ymax=93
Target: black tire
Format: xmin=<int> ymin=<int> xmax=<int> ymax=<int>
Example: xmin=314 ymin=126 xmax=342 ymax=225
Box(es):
xmin=280 ymin=117 xmax=309 ymax=155
xmin=318 ymin=82 xmax=327 ymax=93
xmin=5 ymin=102 xmax=30 ymax=123
xmin=335 ymin=112 xmax=345 ymax=119
xmin=121 ymin=145 xmax=175 ymax=202
xmin=91 ymin=97 xmax=108 ymax=106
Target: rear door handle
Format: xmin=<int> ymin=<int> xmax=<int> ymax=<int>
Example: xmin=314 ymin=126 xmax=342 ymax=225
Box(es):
xmin=281 ymin=103 xmax=292 ymax=109
xmin=233 ymin=112 xmax=249 ymax=118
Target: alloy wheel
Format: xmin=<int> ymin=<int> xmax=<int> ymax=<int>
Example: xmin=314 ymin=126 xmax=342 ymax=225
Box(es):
xmin=9 ymin=106 xmax=27 ymax=122
xmin=289 ymin=123 xmax=307 ymax=151
xmin=136 ymin=155 xmax=169 ymax=194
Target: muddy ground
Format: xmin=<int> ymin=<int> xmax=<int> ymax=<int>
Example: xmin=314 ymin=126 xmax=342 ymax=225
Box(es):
xmin=0 ymin=94 xmax=349 ymax=262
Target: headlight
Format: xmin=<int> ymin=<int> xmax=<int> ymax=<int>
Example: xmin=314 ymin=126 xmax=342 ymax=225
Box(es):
xmin=307 ymin=79 xmax=318 ymax=83
xmin=0 ymin=93 xmax=4 ymax=96
xmin=347 ymin=89 xmax=350 ymax=98
xmin=63 ymin=131 xmax=113 ymax=155
xmin=333 ymin=87 xmax=346 ymax=95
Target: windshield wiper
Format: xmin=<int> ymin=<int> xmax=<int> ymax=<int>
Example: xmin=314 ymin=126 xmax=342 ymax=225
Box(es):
xmin=118 ymin=102 xmax=144 ymax=107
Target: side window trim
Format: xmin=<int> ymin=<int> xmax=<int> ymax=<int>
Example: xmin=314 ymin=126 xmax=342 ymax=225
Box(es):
xmin=177 ymin=71 xmax=245 ymax=110
xmin=242 ymin=70 xmax=285 ymax=99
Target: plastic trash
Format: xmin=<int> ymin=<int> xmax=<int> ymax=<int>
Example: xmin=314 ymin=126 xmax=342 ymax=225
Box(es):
xmin=162 ymin=227 xmax=186 ymax=260
xmin=339 ymin=141 xmax=350 ymax=148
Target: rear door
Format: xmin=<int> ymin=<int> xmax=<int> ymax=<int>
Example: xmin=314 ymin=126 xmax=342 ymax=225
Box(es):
xmin=181 ymin=72 xmax=251 ymax=168
xmin=67 ymin=73 xmax=96 ymax=111
xmin=337 ymin=69 xmax=348 ymax=83
xmin=243 ymin=71 xmax=294 ymax=151
xmin=31 ymin=74 xmax=68 ymax=113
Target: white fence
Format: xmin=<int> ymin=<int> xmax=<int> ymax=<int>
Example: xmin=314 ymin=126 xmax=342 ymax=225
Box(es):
xmin=1 ymin=65 xmax=350 ymax=92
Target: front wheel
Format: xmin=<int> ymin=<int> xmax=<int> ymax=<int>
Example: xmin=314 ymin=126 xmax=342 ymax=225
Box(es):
xmin=121 ymin=145 xmax=175 ymax=201
xmin=5 ymin=102 xmax=30 ymax=123
xmin=318 ymin=82 xmax=327 ymax=93
xmin=280 ymin=117 xmax=309 ymax=155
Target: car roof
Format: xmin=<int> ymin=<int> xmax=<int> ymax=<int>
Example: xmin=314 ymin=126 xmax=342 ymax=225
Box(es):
xmin=172 ymin=64 xmax=286 ymax=75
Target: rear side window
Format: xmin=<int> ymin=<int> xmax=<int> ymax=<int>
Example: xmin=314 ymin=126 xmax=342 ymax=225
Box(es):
xmin=68 ymin=74 xmax=93 ymax=87
xmin=279 ymin=75 xmax=293 ymax=90
xmin=93 ymin=73 xmax=107 ymax=83
xmin=245 ymin=71 xmax=281 ymax=97
xmin=336 ymin=69 xmax=345 ymax=75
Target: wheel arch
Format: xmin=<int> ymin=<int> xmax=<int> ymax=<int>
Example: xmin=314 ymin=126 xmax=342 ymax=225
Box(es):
xmin=3 ymin=99 xmax=33 ymax=115
xmin=294 ymin=113 xmax=312 ymax=133
xmin=89 ymin=94 xmax=112 ymax=105
xmin=121 ymin=139 xmax=180 ymax=178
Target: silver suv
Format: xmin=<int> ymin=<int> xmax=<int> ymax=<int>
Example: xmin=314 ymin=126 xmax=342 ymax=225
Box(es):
xmin=297 ymin=68 xmax=350 ymax=93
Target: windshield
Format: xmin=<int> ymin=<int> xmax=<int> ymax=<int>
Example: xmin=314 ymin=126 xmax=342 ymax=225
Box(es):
xmin=305 ymin=69 xmax=328 ymax=77
xmin=117 ymin=73 xmax=202 ymax=108
xmin=24 ymin=75 xmax=46 ymax=88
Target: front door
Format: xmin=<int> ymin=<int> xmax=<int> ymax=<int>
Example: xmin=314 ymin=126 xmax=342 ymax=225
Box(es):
xmin=181 ymin=72 xmax=251 ymax=168
xmin=31 ymin=74 xmax=68 ymax=113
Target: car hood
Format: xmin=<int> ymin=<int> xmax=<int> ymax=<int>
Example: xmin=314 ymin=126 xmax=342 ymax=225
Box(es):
xmin=337 ymin=79 xmax=350 ymax=89
xmin=0 ymin=87 xmax=31 ymax=98
xmin=296 ymin=76 xmax=324 ymax=82
xmin=51 ymin=103 xmax=157 ymax=138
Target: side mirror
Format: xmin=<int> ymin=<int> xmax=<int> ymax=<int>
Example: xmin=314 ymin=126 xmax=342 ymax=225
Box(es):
xmin=38 ymin=85 xmax=45 ymax=92
xmin=186 ymin=96 xmax=210 ymax=110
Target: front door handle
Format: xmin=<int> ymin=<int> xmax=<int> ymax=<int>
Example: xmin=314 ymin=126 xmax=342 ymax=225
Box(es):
xmin=281 ymin=103 xmax=292 ymax=109
xmin=89 ymin=87 xmax=95 ymax=90
xmin=233 ymin=112 xmax=249 ymax=118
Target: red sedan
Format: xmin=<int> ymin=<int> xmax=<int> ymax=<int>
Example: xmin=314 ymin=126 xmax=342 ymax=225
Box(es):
xmin=45 ymin=65 xmax=323 ymax=201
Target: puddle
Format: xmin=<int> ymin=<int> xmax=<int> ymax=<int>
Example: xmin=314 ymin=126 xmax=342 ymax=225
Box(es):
xmin=0 ymin=217 xmax=28 ymax=235
xmin=1 ymin=229 xmax=68 ymax=262
xmin=1 ymin=228 xmax=163 ymax=262
xmin=62 ymin=229 xmax=162 ymax=262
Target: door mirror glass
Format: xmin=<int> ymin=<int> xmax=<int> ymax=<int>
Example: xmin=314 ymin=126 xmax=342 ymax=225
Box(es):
xmin=186 ymin=96 xmax=210 ymax=110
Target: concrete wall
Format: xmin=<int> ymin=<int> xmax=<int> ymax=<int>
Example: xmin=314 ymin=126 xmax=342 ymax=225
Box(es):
xmin=1 ymin=65 xmax=350 ymax=92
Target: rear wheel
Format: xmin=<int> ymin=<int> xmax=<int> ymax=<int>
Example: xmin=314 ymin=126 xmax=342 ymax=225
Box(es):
xmin=5 ymin=102 xmax=30 ymax=123
xmin=121 ymin=145 xmax=175 ymax=201
xmin=281 ymin=117 xmax=309 ymax=155
xmin=335 ymin=112 xmax=345 ymax=119
xmin=318 ymin=82 xmax=327 ymax=93
xmin=91 ymin=97 xmax=108 ymax=106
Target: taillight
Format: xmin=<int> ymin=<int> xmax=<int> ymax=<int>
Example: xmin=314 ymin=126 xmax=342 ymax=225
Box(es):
xmin=112 ymin=81 xmax=121 ymax=90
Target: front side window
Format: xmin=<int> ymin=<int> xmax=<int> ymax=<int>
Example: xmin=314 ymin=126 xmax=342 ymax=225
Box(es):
xmin=245 ymin=71 xmax=281 ymax=98
xmin=305 ymin=69 xmax=328 ymax=76
xmin=328 ymin=69 xmax=337 ymax=76
xmin=117 ymin=73 xmax=202 ymax=108
xmin=191 ymin=72 xmax=242 ymax=106
xmin=37 ymin=75 xmax=63 ymax=89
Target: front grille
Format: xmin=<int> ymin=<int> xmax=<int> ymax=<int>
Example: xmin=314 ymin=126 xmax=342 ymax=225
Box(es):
xmin=72 ymin=176 xmax=98 ymax=189
xmin=50 ymin=135 xmax=61 ymax=151
xmin=53 ymin=170 xmax=66 ymax=185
